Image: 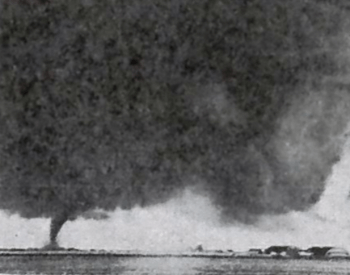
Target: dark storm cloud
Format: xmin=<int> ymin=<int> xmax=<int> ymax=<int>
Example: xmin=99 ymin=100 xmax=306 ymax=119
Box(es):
xmin=0 ymin=0 xmax=350 ymax=244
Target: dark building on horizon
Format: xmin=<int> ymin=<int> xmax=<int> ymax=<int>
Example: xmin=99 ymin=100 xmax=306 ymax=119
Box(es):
xmin=265 ymin=246 xmax=300 ymax=258
xmin=305 ymin=247 xmax=333 ymax=258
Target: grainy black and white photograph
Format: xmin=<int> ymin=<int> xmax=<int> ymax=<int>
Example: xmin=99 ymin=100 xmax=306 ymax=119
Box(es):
xmin=1 ymin=0 xmax=350 ymax=274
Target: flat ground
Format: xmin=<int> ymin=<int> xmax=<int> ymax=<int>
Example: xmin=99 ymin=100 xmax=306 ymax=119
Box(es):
xmin=0 ymin=256 xmax=350 ymax=274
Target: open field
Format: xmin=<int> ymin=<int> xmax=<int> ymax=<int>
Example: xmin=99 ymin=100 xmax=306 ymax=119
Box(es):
xmin=1 ymin=256 xmax=350 ymax=274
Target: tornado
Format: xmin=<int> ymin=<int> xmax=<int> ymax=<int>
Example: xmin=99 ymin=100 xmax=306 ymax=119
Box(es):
xmin=0 ymin=0 xmax=350 ymax=246
xmin=49 ymin=209 xmax=70 ymax=248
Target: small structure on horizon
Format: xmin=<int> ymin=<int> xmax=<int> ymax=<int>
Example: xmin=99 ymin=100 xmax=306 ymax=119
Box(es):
xmin=305 ymin=246 xmax=333 ymax=259
xmin=248 ymin=248 xmax=263 ymax=255
xmin=194 ymin=244 xmax=204 ymax=252
xmin=325 ymin=247 xmax=349 ymax=259
xmin=264 ymin=246 xmax=300 ymax=258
